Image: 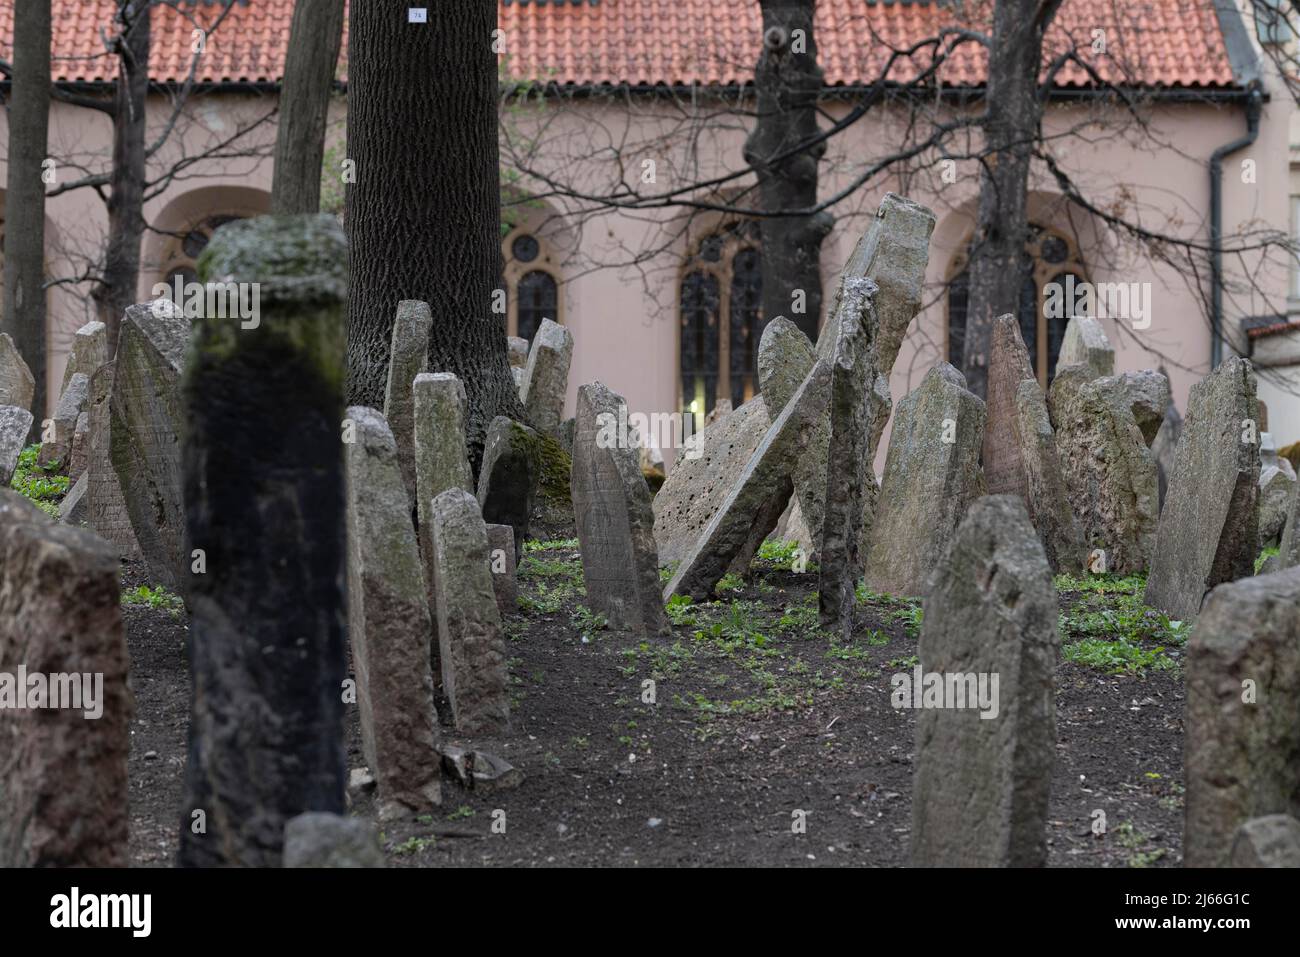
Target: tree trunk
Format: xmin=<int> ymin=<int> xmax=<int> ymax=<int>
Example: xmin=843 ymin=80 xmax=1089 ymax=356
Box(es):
xmin=346 ymin=0 xmax=523 ymax=471
xmin=270 ymin=0 xmax=345 ymax=215
xmin=743 ymin=0 xmax=833 ymax=346
xmin=93 ymin=1 xmax=150 ymax=353
xmin=2 ymin=0 xmax=52 ymax=425
xmin=962 ymin=0 xmax=1059 ymax=398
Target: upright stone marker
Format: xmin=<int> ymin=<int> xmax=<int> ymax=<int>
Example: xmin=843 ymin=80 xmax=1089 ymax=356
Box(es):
xmin=864 ymin=364 xmax=987 ymax=597
xmin=982 ymin=315 xmax=1037 ymax=501
xmin=179 ymin=215 xmax=349 ymax=867
xmin=382 ymin=300 xmax=432 ymax=503
xmin=38 ymin=372 xmax=89 ymax=468
xmin=430 ymin=488 xmax=510 ymax=734
xmin=1151 ymin=395 xmax=1182 ymax=510
xmin=344 ymin=406 xmax=441 ymax=820
xmin=0 ymin=492 xmax=132 ymax=867
xmin=1146 ymin=357 xmax=1259 ymax=618
xmin=520 ymin=318 xmax=573 ymax=433
xmin=910 ymin=495 xmax=1059 ymax=868
xmin=84 ymin=363 xmax=141 ymax=560
xmin=477 ymin=415 xmax=539 ymax=561
xmin=110 ymin=299 xmax=189 ymax=591
xmin=1184 ymin=568 xmax=1300 ymax=867
xmin=1056 ymin=316 xmax=1114 ymax=379
xmin=1012 ymin=380 xmax=1085 ymax=573
xmin=486 ymin=523 xmax=519 ymax=616
xmin=61 ymin=320 xmax=109 ymax=393
xmin=0 ymin=405 xmax=32 ymax=485
xmin=0 ymin=332 xmax=35 ymax=413
xmin=1280 ymin=479 xmax=1300 ymax=570
xmin=572 ymin=382 xmax=669 ymax=635
xmin=1118 ymin=369 xmax=1170 ymax=446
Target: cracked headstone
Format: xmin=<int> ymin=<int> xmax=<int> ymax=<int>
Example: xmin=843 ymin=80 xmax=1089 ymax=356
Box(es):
xmin=910 ymin=495 xmax=1059 ymax=868
xmin=1146 ymin=357 xmax=1259 ymax=618
xmin=440 ymin=745 xmax=524 ymax=793
xmin=344 ymin=406 xmax=441 ymax=820
xmin=520 ymin=318 xmax=573 ymax=433
xmin=178 ymin=214 xmax=349 ymax=867
xmin=381 ymin=300 xmax=432 ymax=503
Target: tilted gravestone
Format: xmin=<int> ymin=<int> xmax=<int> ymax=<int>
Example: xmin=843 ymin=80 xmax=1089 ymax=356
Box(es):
xmin=344 ymin=406 xmax=441 ymax=820
xmin=486 ymin=523 xmax=519 ymax=616
xmin=38 ymin=372 xmax=90 ymax=468
xmin=84 ymin=363 xmax=141 ymax=560
xmin=178 ymin=214 xmax=349 ymax=867
xmin=1280 ymin=478 xmax=1300 ymax=570
xmin=1048 ymin=367 xmax=1157 ymax=575
xmin=982 ymin=315 xmax=1082 ymax=573
xmin=910 ymin=495 xmax=1059 ymax=867
xmin=430 ymin=488 xmax=510 ymax=735
xmin=382 ymin=300 xmax=432 ymax=503
xmin=1229 ymin=815 xmax=1300 ymax=868
xmin=520 ymin=318 xmax=573 ymax=433
xmin=477 ymin=415 xmax=539 ymax=563
xmin=61 ymin=320 xmax=108 ymax=393
xmin=817 ymin=276 xmax=879 ymax=635
xmin=0 ymin=490 xmax=132 ymax=867
xmin=0 ymin=332 xmax=35 ymax=413
xmin=67 ymin=410 xmax=90 ymax=482
xmin=110 ymin=299 xmax=189 ymax=592
xmin=1184 ymin=567 xmax=1300 ymax=867
xmin=571 ymin=381 xmax=668 ymax=636
xmin=1056 ymin=316 xmax=1114 ymax=379
xmin=664 ymin=360 xmax=832 ymax=602
xmin=864 ymin=363 xmax=987 ymax=597
xmin=1117 ymin=369 xmax=1170 ymax=447
xmin=0 ymin=405 xmax=32 ymax=486
xmin=1146 ymin=357 xmax=1259 ymax=618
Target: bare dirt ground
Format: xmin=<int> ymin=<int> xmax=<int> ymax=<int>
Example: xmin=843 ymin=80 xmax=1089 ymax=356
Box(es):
xmin=124 ymin=539 xmax=1189 ymax=868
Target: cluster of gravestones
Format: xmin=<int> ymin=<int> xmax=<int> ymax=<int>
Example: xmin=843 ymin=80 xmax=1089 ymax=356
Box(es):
xmin=3 ymin=200 xmax=1299 ymax=867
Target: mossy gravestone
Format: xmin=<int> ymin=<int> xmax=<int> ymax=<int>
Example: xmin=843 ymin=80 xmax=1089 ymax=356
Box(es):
xmin=178 ymin=215 xmax=348 ymax=867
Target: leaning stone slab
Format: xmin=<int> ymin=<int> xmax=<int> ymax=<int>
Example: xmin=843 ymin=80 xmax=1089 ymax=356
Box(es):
xmin=1118 ymin=370 xmax=1170 ymax=447
xmin=111 ymin=299 xmax=189 ymax=592
xmin=665 ymin=360 xmax=832 ymax=602
xmin=59 ymin=471 xmax=88 ymax=525
xmin=382 ymin=300 xmax=432 ymax=503
xmin=477 ymin=416 xmax=539 ymax=562
xmin=344 ymin=406 xmax=441 ymax=820
xmin=0 ymin=404 xmax=33 ymax=485
xmin=179 ymin=214 xmax=349 ymax=867
xmin=1056 ymin=316 xmax=1114 ymax=379
xmin=486 ymin=523 xmax=518 ymax=617
xmin=982 ymin=315 xmax=1037 ymax=502
xmin=758 ymin=317 xmax=816 ymax=419
xmin=652 ymin=398 xmax=769 ymax=568
xmin=864 ymin=364 xmax=987 ymax=597
xmin=61 ymin=320 xmax=108 ymax=394
xmin=507 ymin=336 xmax=529 ymax=369
xmin=1260 ymin=461 xmax=1296 ymax=547
xmin=818 ymin=277 xmax=879 ymax=635
xmin=520 ymin=318 xmax=573 ymax=433
xmin=1184 ymin=567 xmax=1300 ymax=867
xmin=1013 ymin=381 xmax=1086 ymax=574
xmin=283 ymin=813 xmax=385 ymax=868
xmin=1145 ymin=357 xmax=1259 ymax=618
xmin=1229 ymin=815 xmax=1300 ymax=868
xmin=910 ymin=495 xmax=1059 ymax=868
xmin=84 ymin=364 xmax=141 ymax=560
xmin=67 ymin=411 xmax=90 ymax=481
xmin=0 ymin=332 xmax=35 ymax=413
xmin=430 ymin=488 xmax=510 ymax=735
xmin=0 ymin=498 xmax=133 ymax=867
xmin=572 ymin=382 xmax=669 ymax=636
xmin=1280 ymin=479 xmax=1300 ymax=570
xmin=1049 ymin=367 xmax=1157 ymax=575
xmin=38 ymin=372 xmax=90 ymax=468
xmin=1151 ymin=393 xmax=1182 ymax=511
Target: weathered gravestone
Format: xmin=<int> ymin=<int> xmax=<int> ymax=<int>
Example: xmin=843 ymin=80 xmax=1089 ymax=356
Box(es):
xmin=1184 ymin=567 xmax=1300 ymax=867
xmin=1258 ymin=433 xmax=1297 ymax=547
xmin=430 ymin=488 xmax=510 ymax=735
xmin=59 ymin=472 xmax=87 ymax=525
xmin=910 ymin=495 xmax=1058 ymax=867
xmin=61 ymin=320 xmax=109 ymax=393
xmin=1150 ymin=395 xmax=1182 ymax=511
xmin=864 ymin=364 xmax=986 ymax=597
xmin=178 ymin=215 xmax=349 ymax=867
xmin=486 ymin=523 xmax=519 ymax=616
xmin=664 ymin=361 xmax=832 ymax=602
xmin=67 ymin=410 xmax=90 ymax=481
xmin=1048 ymin=367 xmax=1157 ymax=575
xmin=572 ymin=382 xmax=668 ymax=636
xmin=1145 ymin=357 xmax=1259 ymax=618
xmin=1057 ymin=316 xmax=1114 ymax=379
xmin=283 ymin=812 xmax=386 ymax=868
xmin=0 ymin=332 xmax=35 ymax=413
xmin=38 ymin=372 xmax=89 ymax=468
xmin=344 ymin=406 xmax=441 ymax=820
xmin=983 ymin=315 xmax=1083 ymax=573
xmin=0 ymin=490 xmax=132 ymax=867
xmin=1229 ymin=815 xmax=1300 ymax=868
xmin=382 ymin=300 xmax=432 ymax=503
xmin=84 ymin=363 xmax=141 ymax=560
xmin=111 ymin=299 xmax=189 ymax=592
xmin=507 ymin=336 xmax=529 ymax=369
xmin=1118 ymin=370 xmax=1170 ymax=447
xmin=653 ymin=398 xmax=769 ymax=568
xmin=1280 ymin=478 xmax=1300 ymax=570
xmin=477 ymin=415 xmax=539 ymax=562
xmin=817 ymin=277 xmax=879 ymax=635
xmin=520 ymin=318 xmax=573 ymax=433
xmin=0 ymin=405 xmax=32 ymax=485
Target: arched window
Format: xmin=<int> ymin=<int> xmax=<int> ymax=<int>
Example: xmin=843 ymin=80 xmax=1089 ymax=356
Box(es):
xmin=159 ymin=214 xmax=248 ymax=301
xmin=501 ymin=227 xmax=562 ymax=341
xmin=679 ymin=221 xmax=762 ymax=417
xmin=946 ymin=225 xmax=1088 ymax=385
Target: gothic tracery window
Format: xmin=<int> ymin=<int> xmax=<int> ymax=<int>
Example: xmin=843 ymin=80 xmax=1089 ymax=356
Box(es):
xmin=501 ymin=227 xmax=561 ymax=341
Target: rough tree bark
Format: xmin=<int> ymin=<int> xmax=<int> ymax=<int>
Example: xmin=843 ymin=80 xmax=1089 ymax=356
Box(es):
xmin=962 ymin=0 xmax=1062 ymax=398
xmin=270 ymin=0 xmax=345 ymax=215
xmin=743 ymin=0 xmax=833 ymax=346
xmin=92 ymin=1 xmax=150 ymax=353
xmin=346 ymin=0 xmax=524 ymax=471
xmin=2 ymin=0 xmax=51 ymax=422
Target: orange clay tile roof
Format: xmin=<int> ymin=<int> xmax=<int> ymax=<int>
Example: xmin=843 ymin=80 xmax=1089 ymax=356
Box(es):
xmin=0 ymin=0 xmax=1237 ymax=90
